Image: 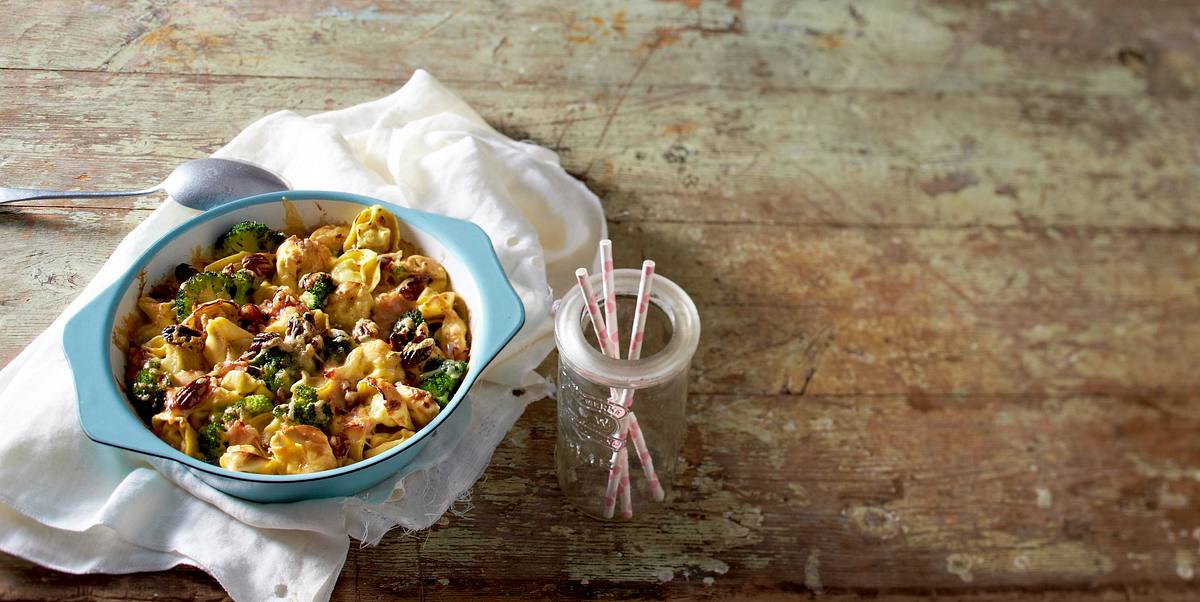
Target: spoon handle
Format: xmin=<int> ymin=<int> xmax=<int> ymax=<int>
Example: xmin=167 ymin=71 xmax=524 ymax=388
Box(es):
xmin=0 ymin=185 xmax=162 ymax=204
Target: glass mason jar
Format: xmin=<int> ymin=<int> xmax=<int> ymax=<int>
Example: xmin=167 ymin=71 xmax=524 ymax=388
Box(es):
xmin=554 ymin=268 xmax=700 ymax=521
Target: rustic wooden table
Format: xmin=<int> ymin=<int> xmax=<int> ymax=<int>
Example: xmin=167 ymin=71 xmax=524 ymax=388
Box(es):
xmin=2 ymin=1 xmax=1199 ymax=599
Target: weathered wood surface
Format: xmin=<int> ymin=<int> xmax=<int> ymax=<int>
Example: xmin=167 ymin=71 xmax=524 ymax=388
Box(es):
xmin=1 ymin=0 xmax=1199 ymax=599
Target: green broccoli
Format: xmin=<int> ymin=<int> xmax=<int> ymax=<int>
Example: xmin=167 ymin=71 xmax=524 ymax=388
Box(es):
xmin=129 ymin=360 xmax=168 ymax=419
xmin=228 ymin=269 xmax=257 ymax=304
xmin=272 ymin=384 xmax=331 ymax=432
xmin=240 ymin=393 xmax=274 ymax=416
xmin=174 ymin=271 xmax=232 ymax=319
xmin=323 ymin=330 xmax=353 ymax=365
xmin=400 ymin=309 xmax=423 ymax=327
xmin=198 ymin=421 xmax=226 ymax=465
xmin=418 ymin=359 xmax=468 ymax=407
xmin=215 ymin=221 xmax=284 ymax=256
xmin=221 ymin=393 xmax=275 ymax=424
xmin=249 ymin=347 xmax=299 ymax=394
xmin=292 ymin=384 xmax=318 ymax=406
xmin=298 ymin=272 xmax=335 ymax=310
xmin=388 ymin=309 xmax=426 ymax=351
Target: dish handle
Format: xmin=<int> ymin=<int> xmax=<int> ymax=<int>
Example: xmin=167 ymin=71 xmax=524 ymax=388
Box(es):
xmin=64 ymin=281 xmax=169 ymax=458
xmin=412 ymin=213 xmax=527 ymax=395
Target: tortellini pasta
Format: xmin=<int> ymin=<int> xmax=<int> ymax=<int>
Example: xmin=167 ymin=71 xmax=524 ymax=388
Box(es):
xmin=269 ymin=425 xmax=337 ymax=474
xmin=152 ymin=412 xmax=199 ymax=458
xmin=138 ymin=297 xmax=177 ymax=331
xmin=396 ymin=255 xmax=448 ymax=292
xmin=364 ymin=430 xmax=414 ymax=459
xmin=203 ymin=317 xmax=253 ymax=365
xmin=309 ymin=224 xmax=349 ymax=255
xmin=331 ymin=249 xmax=381 ymax=291
xmin=344 ymin=205 xmax=401 ymax=253
xmin=220 ymin=444 xmax=278 ymax=474
xmin=125 ymin=205 xmax=472 ymax=475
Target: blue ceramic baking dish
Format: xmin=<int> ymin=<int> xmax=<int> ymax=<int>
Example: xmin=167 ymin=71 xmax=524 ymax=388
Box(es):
xmin=63 ymin=190 xmax=524 ymax=503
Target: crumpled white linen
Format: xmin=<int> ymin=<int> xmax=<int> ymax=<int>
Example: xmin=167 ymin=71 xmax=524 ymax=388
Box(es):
xmin=0 ymin=70 xmax=604 ymax=601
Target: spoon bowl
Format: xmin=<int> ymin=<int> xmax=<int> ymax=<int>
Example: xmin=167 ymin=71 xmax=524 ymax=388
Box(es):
xmin=161 ymin=159 xmax=290 ymax=211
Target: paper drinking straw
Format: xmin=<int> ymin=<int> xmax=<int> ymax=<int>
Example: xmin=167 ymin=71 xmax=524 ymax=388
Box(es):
xmin=602 ymin=259 xmax=665 ymax=511
xmin=627 ymin=413 xmax=662 ymax=500
xmin=575 ymin=268 xmax=612 ymax=356
xmin=619 ymin=260 xmax=665 ymax=501
xmin=618 ymin=445 xmax=633 ymax=519
xmin=600 ymin=240 xmax=634 ymax=518
xmin=578 ymin=268 xmax=630 ymax=518
xmin=600 ymin=240 xmax=620 ymax=352
xmin=580 ymin=263 xmax=661 ymax=516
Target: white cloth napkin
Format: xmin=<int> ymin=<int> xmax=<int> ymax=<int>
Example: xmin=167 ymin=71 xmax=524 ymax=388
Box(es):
xmin=0 ymin=70 xmax=604 ymax=601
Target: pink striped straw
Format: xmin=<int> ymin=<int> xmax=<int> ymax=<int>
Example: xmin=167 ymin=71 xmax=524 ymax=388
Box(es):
xmin=581 ymin=261 xmax=663 ymax=516
xmin=599 ymin=240 xmax=631 ymax=517
xmin=601 ymin=392 xmax=629 ymax=518
xmin=574 ymin=268 xmax=611 ymax=356
xmin=617 ymin=260 xmax=665 ymax=501
xmin=578 ymin=267 xmax=633 ymax=518
xmin=602 ymin=260 xmax=666 ymax=512
xmin=600 ymin=240 xmax=620 ymax=352
xmin=627 ymin=414 xmax=661 ymax=499
xmin=618 ymin=445 xmax=633 ymax=519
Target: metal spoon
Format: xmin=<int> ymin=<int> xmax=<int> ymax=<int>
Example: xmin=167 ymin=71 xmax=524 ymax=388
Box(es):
xmin=0 ymin=158 xmax=290 ymax=211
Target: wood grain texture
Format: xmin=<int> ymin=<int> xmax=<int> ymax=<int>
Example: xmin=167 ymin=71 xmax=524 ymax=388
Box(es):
xmin=1 ymin=69 xmax=1198 ymax=230
xmin=1 ymin=0 xmax=1198 ymax=599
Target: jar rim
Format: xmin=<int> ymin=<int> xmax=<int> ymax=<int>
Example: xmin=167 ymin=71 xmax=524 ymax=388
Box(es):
xmin=555 ymin=268 xmax=700 ymax=389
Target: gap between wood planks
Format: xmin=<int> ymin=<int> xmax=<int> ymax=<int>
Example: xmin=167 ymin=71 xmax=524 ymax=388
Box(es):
xmin=5 ymin=204 xmax=1200 ymax=237
xmin=0 ymin=65 xmax=1179 ymax=101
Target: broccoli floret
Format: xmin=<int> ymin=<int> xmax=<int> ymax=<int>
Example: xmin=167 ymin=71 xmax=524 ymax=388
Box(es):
xmin=298 ymin=272 xmax=335 ymax=310
xmin=228 ymin=269 xmax=257 ymax=305
xmin=418 ymin=359 xmax=468 ymax=407
xmin=222 ymin=393 xmax=276 ymax=424
xmin=174 ymin=270 xmax=261 ymax=319
xmin=272 ymin=384 xmax=331 ymax=432
xmin=240 ymin=393 xmax=274 ymax=416
xmin=401 ymin=309 xmax=423 ymax=326
xmin=129 ymin=360 xmax=168 ymax=419
xmin=174 ymin=271 xmax=232 ymax=319
xmin=215 ymin=221 xmax=284 ymax=256
xmin=292 ymin=384 xmax=318 ymax=406
xmin=249 ymin=347 xmax=299 ymax=394
xmin=388 ymin=310 xmax=427 ymax=351
xmin=323 ymin=329 xmax=353 ymax=365
xmin=198 ymin=421 xmax=226 ymax=465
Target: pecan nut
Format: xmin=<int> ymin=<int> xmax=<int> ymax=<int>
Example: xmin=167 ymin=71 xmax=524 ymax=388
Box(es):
xmin=352 ymin=319 xmax=380 ymax=342
xmin=172 ymin=376 xmax=211 ymax=410
xmin=161 ymin=324 xmax=202 ymax=349
xmin=263 ymin=289 xmax=301 ymax=320
xmin=400 ymin=338 xmax=436 ymax=367
xmin=396 ymin=275 xmax=431 ymax=300
xmin=388 ymin=318 xmax=428 ymax=351
xmin=248 ymin=331 xmax=281 ymax=353
xmin=298 ymin=271 xmax=330 ymax=291
xmin=241 ymin=253 xmax=275 ymax=279
xmin=238 ymin=303 xmax=266 ymax=328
